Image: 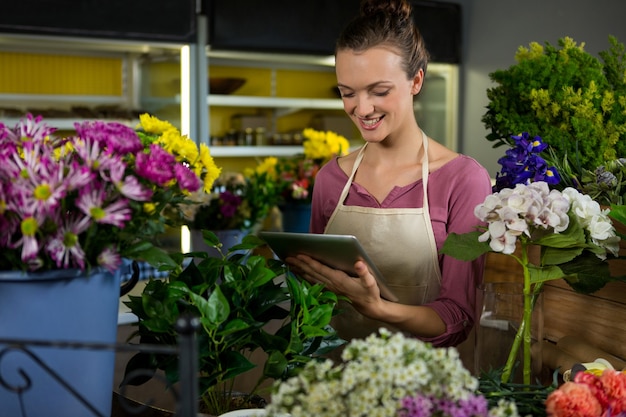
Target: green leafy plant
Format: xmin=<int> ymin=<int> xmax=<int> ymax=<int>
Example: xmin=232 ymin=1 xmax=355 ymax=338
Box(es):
xmin=483 ymin=36 xmax=626 ymax=186
xmin=123 ymin=232 xmax=344 ymax=416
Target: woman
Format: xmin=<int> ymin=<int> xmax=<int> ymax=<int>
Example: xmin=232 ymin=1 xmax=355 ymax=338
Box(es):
xmin=286 ymin=0 xmax=492 ymax=347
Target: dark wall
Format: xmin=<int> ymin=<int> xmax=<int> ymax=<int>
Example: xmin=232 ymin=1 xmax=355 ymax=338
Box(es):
xmin=209 ymin=0 xmax=462 ymax=63
xmin=0 ymin=0 xmax=197 ymax=43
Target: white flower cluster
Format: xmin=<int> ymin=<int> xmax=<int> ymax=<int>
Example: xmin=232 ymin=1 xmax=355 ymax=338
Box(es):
xmin=475 ymin=181 xmax=619 ymax=258
xmin=265 ymin=329 xmax=482 ymax=417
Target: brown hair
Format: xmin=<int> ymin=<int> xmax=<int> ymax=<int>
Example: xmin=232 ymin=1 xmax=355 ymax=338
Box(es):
xmin=336 ymin=0 xmax=429 ymax=79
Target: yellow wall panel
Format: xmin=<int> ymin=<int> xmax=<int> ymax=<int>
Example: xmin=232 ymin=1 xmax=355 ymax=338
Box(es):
xmin=0 ymin=52 xmax=123 ymax=95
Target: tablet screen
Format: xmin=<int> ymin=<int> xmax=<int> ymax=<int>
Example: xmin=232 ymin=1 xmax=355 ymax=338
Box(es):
xmin=259 ymin=231 xmax=399 ymax=302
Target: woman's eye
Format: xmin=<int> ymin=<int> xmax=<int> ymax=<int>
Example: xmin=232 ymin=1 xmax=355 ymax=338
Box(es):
xmin=340 ymin=92 xmax=355 ymax=98
xmin=372 ymin=90 xmax=390 ymax=97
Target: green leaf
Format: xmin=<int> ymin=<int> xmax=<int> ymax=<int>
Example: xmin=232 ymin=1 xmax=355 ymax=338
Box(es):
xmin=440 ymin=231 xmax=491 ymax=261
xmin=221 ymin=351 xmax=256 ymax=380
xmin=190 ymin=287 xmax=230 ymax=325
xmin=263 ymin=350 xmax=288 ymax=379
xmin=542 ymin=246 xmax=584 ymax=265
xmin=306 ymin=304 xmax=334 ymax=329
xmin=218 ymin=318 xmax=251 ymax=336
xmin=528 ymin=264 xmax=567 ymax=285
xmin=560 ymin=251 xmax=613 ymax=293
xmin=609 ymin=205 xmax=626 ymax=229
xmin=533 ymin=213 xmax=585 ymax=248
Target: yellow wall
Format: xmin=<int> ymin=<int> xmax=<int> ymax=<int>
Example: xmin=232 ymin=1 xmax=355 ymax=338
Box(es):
xmin=0 ymin=51 xmax=123 ymax=95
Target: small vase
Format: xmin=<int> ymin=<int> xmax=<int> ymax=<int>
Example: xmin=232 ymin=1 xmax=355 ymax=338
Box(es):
xmin=0 ymin=268 xmax=121 ymax=417
xmin=279 ymin=203 xmax=312 ymax=233
xmin=474 ymin=282 xmax=544 ymax=384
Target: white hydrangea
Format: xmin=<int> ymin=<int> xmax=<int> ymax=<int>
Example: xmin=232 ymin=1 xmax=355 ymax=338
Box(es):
xmin=474 ymin=181 xmax=618 ymax=259
xmin=265 ymin=328 xmax=490 ymax=417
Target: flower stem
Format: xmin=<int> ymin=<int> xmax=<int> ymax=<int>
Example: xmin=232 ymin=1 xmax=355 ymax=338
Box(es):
xmin=500 ymin=244 xmax=542 ymax=385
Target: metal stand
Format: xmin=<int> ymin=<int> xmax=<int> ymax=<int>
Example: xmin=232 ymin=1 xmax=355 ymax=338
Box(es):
xmin=0 ymin=315 xmax=199 ymax=417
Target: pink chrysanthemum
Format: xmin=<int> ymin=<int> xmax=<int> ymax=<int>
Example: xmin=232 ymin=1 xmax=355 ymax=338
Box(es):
xmin=76 ymin=185 xmax=131 ymax=228
xmin=46 ymin=214 xmax=90 ymax=270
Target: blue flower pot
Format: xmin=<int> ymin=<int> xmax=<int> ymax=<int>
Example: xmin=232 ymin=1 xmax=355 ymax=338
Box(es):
xmin=280 ymin=203 xmax=312 ymax=233
xmin=0 ymin=268 xmax=121 ymax=417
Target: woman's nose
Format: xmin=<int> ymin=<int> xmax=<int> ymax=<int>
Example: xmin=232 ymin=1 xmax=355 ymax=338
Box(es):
xmin=353 ymin=95 xmax=374 ymax=117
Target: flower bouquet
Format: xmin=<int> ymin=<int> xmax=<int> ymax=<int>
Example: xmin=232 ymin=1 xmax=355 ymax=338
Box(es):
xmin=250 ymin=128 xmax=350 ymax=205
xmin=266 ymin=328 xmax=520 ymax=417
xmin=0 ymin=113 xmax=221 ymax=273
xmin=441 ymin=134 xmax=623 ymax=386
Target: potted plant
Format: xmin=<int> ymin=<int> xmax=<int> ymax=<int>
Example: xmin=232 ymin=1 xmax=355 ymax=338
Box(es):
xmin=248 ymin=128 xmax=350 ymax=232
xmin=122 ymin=231 xmax=345 ymax=416
xmin=0 ymin=113 xmax=220 ymax=417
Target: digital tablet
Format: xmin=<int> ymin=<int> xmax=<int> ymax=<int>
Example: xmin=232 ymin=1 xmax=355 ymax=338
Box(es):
xmin=259 ymin=231 xmax=399 ymax=302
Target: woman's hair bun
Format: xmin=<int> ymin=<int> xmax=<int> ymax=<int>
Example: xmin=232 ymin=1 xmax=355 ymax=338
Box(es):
xmin=360 ymin=0 xmax=412 ymax=24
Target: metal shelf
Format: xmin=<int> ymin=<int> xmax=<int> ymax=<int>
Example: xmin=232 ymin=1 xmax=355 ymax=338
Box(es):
xmin=210 ymin=145 xmax=302 ymax=158
xmin=1 ymin=117 xmax=138 ymax=130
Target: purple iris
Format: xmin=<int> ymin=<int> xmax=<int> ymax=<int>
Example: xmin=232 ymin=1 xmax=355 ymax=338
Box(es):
xmin=493 ymin=132 xmax=561 ymax=192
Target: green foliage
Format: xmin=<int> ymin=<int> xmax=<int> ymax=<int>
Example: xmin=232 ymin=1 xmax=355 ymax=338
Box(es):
xmin=123 ymin=231 xmax=344 ymax=415
xmin=478 ymin=368 xmax=557 ymax=417
xmin=483 ymin=36 xmax=626 ymax=178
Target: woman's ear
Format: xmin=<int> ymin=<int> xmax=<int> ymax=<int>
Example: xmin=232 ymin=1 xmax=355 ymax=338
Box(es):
xmin=411 ymin=68 xmax=425 ymax=95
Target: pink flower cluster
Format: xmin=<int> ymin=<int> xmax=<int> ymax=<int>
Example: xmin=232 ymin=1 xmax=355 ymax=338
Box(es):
xmin=546 ymin=369 xmax=626 ymax=417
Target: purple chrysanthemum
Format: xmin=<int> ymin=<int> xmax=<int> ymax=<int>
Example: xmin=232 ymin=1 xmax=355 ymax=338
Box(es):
xmin=218 ymin=191 xmax=243 ymax=218
xmin=174 ymin=163 xmax=201 ymax=192
xmin=74 ymin=120 xmax=143 ymax=154
xmin=134 ymin=144 xmax=177 ymax=186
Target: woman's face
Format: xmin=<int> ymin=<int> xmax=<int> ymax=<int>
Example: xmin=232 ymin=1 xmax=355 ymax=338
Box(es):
xmin=335 ymin=46 xmax=423 ymax=144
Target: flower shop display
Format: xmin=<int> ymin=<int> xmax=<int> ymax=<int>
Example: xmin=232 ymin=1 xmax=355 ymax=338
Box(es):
xmin=482 ymin=36 xmax=626 ymax=194
xmin=248 ymin=128 xmax=350 ymax=232
xmin=0 ymin=113 xmax=220 ymax=416
xmin=183 ymin=171 xmax=278 ymax=255
xmin=123 ymin=232 xmax=344 ymax=416
xmin=185 ymin=171 xmax=276 ymax=233
xmin=265 ymin=328 xmax=521 ymax=417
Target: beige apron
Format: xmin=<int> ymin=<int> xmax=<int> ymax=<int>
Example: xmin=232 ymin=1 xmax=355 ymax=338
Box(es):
xmin=325 ymin=133 xmax=442 ymax=341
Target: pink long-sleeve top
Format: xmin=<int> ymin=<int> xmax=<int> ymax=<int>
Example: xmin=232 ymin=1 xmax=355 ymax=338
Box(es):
xmin=310 ymin=154 xmax=493 ymax=346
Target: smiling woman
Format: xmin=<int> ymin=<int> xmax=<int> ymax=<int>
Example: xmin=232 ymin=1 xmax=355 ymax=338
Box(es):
xmin=292 ymin=0 xmax=493 ymax=351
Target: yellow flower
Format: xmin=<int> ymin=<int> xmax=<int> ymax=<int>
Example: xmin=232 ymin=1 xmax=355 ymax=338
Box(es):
xmin=197 ymin=144 xmax=222 ymax=193
xmin=302 ymin=128 xmax=350 ymax=161
xmin=244 ymin=156 xmax=278 ymax=179
xmin=143 ymin=202 xmax=156 ymax=214
xmin=138 ymin=113 xmax=177 ymax=134
xmin=158 ymin=130 xmax=199 ymax=163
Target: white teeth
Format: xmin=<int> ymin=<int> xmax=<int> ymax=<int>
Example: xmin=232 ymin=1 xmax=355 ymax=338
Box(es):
xmin=362 ymin=118 xmax=380 ymax=126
